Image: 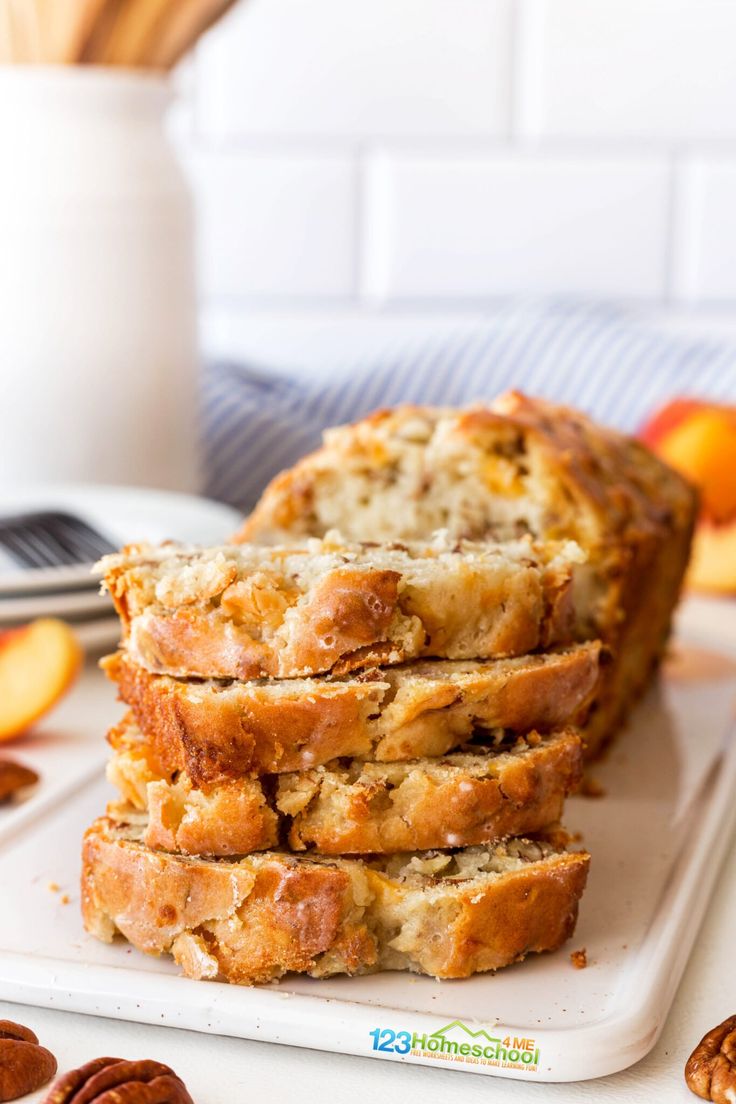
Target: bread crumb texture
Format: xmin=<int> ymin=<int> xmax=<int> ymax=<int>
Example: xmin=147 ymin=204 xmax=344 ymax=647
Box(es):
xmin=107 ymin=718 xmax=584 ymax=856
xmin=82 ymin=816 xmax=590 ymax=984
xmin=236 ymin=396 xmax=697 ymax=756
xmin=102 ymin=643 xmax=600 ymax=780
xmin=98 ymin=533 xmax=585 ymax=681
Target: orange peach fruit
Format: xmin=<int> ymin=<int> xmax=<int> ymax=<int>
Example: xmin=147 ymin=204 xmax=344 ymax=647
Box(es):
xmin=639 ymin=397 xmax=704 ymax=449
xmin=640 ymin=398 xmax=736 ymax=593
xmin=0 ymin=619 xmax=82 ymax=742
xmin=688 ymin=521 xmax=736 ymax=595
xmin=655 ymin=407 xmax=736 ymax=524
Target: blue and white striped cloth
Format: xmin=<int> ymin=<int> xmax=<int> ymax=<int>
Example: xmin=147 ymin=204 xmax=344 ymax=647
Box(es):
xmin=202 ymin=303 xmax=736 ymax=511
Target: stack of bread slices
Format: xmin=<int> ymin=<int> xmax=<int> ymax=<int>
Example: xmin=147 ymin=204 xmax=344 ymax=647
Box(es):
xmin=82 ymin=393 xmax=697 ymax=986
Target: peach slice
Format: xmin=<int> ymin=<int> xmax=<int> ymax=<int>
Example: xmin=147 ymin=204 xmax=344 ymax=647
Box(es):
xmin=688 ymin=521 xmax=736 ymax=595
xmin=0 ymin=619 xmax=82 ymax=742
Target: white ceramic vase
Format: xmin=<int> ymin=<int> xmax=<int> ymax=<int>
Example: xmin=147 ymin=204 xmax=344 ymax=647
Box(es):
xmin=0 ymin=67 xmax=199 ymax=493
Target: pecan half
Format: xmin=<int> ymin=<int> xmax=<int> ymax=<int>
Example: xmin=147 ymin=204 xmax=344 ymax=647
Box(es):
xmin=685 ymin=1015 xmax=736 ymax=1103
xmin=43 ymin=1057 xmax=194 ymax=1103
xmin=0 ymin=760 xmax=39 ymax=803
xmin=0 ymin=1020 xmax=57 ymax=1102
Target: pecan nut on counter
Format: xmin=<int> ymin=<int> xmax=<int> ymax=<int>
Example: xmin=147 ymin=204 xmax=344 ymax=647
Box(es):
xmin=43 ymin=1057 xmax=195 ymax=1103
xmin=685 ymin=1015 xmax=736 ymax=1104
xmin=0 ymin=1020 xmax=57 ymax=1102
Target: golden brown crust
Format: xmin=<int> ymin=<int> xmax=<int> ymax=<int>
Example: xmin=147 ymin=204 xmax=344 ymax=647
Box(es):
xmin=81 ymin=818 xmax=362 ymax=983
xmin=281 ymin=730 xmax=582 ymax=854
xmin=99 ymin=535 xmax=583 ymax=680
xmin=236 ymin=396 xmax=698 ymax=755
xmin=103 ymin=643 xmax=600 ymax=782
xmin=371 ymin=853 xmax=589 ymax=978
xmin=147 ymin=778 xmax=278 ymax=855
xmin=238 ymin=395 xmax=695 ymax=547
xmin=107 ymin=755 xmax=281 ymax=856
xmin=582 ymin=507 xmax=696 ymax=754
xmin=81 ymin=817 xmax=589 ymax=983
xmin=106 ymin=720 xmax=281 ymax=856
xmin=108 ymin=719 xmax=583 ymax=856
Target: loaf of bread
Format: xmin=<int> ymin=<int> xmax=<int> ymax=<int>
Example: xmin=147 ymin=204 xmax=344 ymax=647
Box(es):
xmin=108 ymin=718 xmax=583 ymax=855
xmin=98 ymin=533 xmax=584 ymax=681
xmin=82 ymin=816 xmax=590 ymax=983
xmin=237 ymin=395 xmax=697 ymax=753
xmin=102 ymin=643 xmax=599 ymax=780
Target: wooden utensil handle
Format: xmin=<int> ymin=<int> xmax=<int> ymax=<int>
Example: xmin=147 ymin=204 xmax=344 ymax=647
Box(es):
xmin=145 ymin=0 xmax=239 ymax=70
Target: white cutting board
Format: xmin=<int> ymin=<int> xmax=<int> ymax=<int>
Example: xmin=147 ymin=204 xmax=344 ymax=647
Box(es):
xmin=0 ymin=599 xmax=734 ymax=1084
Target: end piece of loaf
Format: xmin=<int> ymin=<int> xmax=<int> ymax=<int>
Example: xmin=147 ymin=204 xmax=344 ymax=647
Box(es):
xmin=98 ymin=533 xmax=584 ymax=681
xmin=102 ymin=643 xmax=600 ymax=780
xmin=236 ymin=395 xmax=698 ymax=754
xmin=82 ymin=816 xmax=590 ymax=983
xmin=108 ymin=719 xmax=583 ymax=855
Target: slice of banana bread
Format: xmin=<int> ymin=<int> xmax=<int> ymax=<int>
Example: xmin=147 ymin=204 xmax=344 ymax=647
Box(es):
xmin=237 ymin=395 xmax=697 ymax=754
xmin=108 ymin=718 xmax=583 ymax=856
xmin=82 ymin=815 xmax=590 ymax=983
xmin=102 ymin=643 xmax=600 ymax=780
xmin=98 ymin=533 xmax=584 ymax=681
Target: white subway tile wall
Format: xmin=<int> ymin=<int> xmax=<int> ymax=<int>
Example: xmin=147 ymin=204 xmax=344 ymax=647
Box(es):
xmin=196 ymin=0 xmax=514 ymax=138
xmin=362 ymin=154 xmax=669 ymax=299
xmin=177 ymin=0 xmax=736 ymax=342
xmin=523 ymin=0 xmax=736 ymax=141
xmin=191 ymin=152 xmax=356 ymax=298
xmin=672 ymin=159 xmax=736 ymax=304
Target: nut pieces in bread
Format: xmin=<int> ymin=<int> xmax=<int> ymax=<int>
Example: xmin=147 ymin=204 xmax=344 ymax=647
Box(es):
xmin=108 ymin=717 xmax=584 ymax=856
xmin=42 ymin=1057 xmax=194 ymax=1104
xmin=0 ymin=1020 xmax=57 ymax=1102
xmin=102 ymin=643 xmax=600 ymax=780
xmin=82 ymin=816 xmax=590 ymax=984
xmin=685 ymin=1015 xmax=736 ymax=1103
xmin=98 ymin=533 xmax=584 ymax=680
xmin=237 ymin=395 xmax=697 ymax=754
